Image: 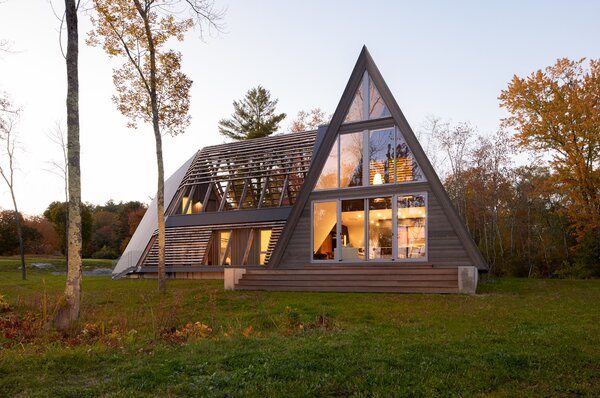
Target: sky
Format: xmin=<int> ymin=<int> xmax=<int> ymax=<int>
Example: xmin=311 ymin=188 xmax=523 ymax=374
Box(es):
xmin=0 ymin=0 xmax=599 ymax=215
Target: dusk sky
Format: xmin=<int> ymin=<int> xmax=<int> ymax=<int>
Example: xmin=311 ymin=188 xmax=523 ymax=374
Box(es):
xmin=1 ymin=0 xmax=599 ymax=215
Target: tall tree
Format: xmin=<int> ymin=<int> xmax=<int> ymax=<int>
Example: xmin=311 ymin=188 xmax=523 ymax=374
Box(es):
xmin=0 ymin=93 xmax=26 ymax=280
xmin=499 ymin=58 xmax=600 ymax=262
xmin=88 ymin=0 xmax=223 ymax=293
xmin=219 ymin=86 xmax=286 ymax=140
xmin=289 ymin=108 xmax=329 ymax=133
xmin=52 ymin=0 xmax=83 ymax=330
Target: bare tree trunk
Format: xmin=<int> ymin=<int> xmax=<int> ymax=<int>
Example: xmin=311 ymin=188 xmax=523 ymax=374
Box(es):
xmin=154 ymin=124 xmax=166 ymax=294
xmin=135 ymin=0 xmax=166 ymax=293
xmin=527 ymin=202 xmax=533 ymax=278
xmin=0 ymin=123 xmax=26 ymax=280
xmin=148 ymin=23 xmax=166 ymax=295
xmin=53 ymin=0 xmax=82 ymax=331
xmin=10 ymin=194 xmax=25 ymax=280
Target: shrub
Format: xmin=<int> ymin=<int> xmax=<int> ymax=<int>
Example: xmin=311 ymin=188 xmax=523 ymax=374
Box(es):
xmin=0 ymin=294 xmax=11 ymax=313
xmin=91 ymin=245 xmax=119 ymax=259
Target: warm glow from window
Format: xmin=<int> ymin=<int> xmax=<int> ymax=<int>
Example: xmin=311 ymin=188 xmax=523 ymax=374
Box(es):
xmin=373 ymin=173 xmax=383 ymax=185
xmin=219 ymin=231 xmax=231 ymax=265
xmin=181 ymin=196 xmax=192 ymax=214
xmin=259 ymin=229 xmax=272 ymax=265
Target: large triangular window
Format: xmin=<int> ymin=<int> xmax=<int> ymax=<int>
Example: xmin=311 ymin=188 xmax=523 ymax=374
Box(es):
xmin=343 ymin=72 xmax=390 ymax=123
xmin=314 ymin=126 xmax=425 ymax=191
xmin=344 ymin=72 xmax=366 ymax=123
xmin=368 ymin=76 xmax=390 ymax=119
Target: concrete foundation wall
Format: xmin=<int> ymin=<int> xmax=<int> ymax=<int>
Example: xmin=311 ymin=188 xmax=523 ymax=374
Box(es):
xmin=457 ymin=266 xmax=478 ymax=294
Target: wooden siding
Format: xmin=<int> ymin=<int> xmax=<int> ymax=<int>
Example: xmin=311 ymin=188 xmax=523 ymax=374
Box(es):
xmin=235 ymin=266 xmax=459 ymax=293
xmin=279 ymin=183 xmax=473 ymax=268
xmin=140 ymin=221 xmax=286 ymax=268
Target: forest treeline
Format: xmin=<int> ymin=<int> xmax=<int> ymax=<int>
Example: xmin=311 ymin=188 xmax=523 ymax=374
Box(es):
xmin=421 ymin=120 xmax=597 ymax=278
xmin=0 ymin=200 xmax=146 ymax=259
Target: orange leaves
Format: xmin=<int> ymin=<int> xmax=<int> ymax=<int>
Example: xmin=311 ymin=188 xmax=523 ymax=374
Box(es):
xmin=160 ymin=321 xmax=212 ymax=344
xmin=499 ymin=57 xmax=600 ymax=241
xmin=88 ymin=0 xmax=197 ymax=136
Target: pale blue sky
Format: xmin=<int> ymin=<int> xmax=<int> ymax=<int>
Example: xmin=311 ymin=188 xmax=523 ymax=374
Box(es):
xmin=1 ymin=0 xmax=599 ymax=214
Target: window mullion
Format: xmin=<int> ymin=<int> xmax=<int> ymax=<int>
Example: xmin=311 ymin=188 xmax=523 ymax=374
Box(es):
xmin=336 ymin=199 xmax=341 ymax=262
xmin=362 ymin=72 xmax=369 ymax=120
xmin=363 ymin=129 xmax=369 ymax=186
xmin=364 ymin=198 xmax=369 ymax=261
xmin=392 ymin=194 xmax=398 ymax=261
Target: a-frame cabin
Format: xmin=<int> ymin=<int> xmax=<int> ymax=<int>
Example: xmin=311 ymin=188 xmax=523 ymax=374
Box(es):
xmin=113 ymin=47 xmax=486 ymax=294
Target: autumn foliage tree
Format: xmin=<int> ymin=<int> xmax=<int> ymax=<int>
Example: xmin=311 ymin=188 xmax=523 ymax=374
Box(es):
xmin=88 ymin=0 xmax=223 ymax=293
xmin=289 ymin=108 xmax=330 ymax=133
xmin=499 ymin=58 xmax=600 ymax=273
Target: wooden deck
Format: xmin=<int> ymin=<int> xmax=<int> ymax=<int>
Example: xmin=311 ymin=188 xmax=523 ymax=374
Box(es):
xmin=235 ymin=266 xmax=459 ymax=293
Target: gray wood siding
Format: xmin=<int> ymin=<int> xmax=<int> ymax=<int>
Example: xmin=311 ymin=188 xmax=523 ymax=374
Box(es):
xmin=279 ymin=182 xmax=474 ymax=268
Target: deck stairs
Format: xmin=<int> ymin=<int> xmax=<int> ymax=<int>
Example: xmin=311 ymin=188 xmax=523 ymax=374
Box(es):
xmin=235 ymin=266 xmax=459 ymax=293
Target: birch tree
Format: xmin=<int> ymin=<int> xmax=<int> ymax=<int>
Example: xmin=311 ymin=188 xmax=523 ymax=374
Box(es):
xmin=88 ymin=0 xmax=223 ymax=293
xmin=52 ymin=0 xmax=84 ymax=330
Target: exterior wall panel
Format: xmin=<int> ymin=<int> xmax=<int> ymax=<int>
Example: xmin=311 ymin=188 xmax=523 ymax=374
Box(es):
xmin=279 ymin=185 xmax=475 ymax=269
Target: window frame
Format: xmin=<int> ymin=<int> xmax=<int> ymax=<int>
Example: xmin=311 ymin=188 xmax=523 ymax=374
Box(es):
xmin=309 ymin=192 xmax=428 ymax=264
xmin=314 ymin=124 xmax=426 ymax=192
xmin=311 ymin=199 xmax=339 ymax=262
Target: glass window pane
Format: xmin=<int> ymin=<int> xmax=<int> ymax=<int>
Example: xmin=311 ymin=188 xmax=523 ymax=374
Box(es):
xmin=191 ymin=184 xmax=207 ymax=213
xmin=368 ymin=197 xmax=392 ymax=259
xmin=341 ymin=199 xmax=365 ymax=261
xmin=395 ymin=128 xmax=426 ymax=182
xmin=369 ymin=128 xmax=395 ymax=185
xmin=313 ymin=201 xmax=337 ymax=260
xmin=397 ymin=195 xmax=427 ymax=259
xmin=344 ymin=72 xmax=366 ymax=123
xmin=219 ymin=231 xmax=231 ymax=265
xmin=259 ymin=229 xmax=272 ymax=265
xmin=368 ymin=77 xmax=390 ymax=119
xmin=315 ymin=137 xmax=338 ymax=190
xmin=181 ymin=191 xmax=192 ymax=215
xmin=340 ymin=132 xmax=364 ymax=188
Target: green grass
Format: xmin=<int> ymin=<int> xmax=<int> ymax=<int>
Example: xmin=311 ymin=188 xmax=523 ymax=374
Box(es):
xmin=0 ymin=257 xmax=599 ymax=397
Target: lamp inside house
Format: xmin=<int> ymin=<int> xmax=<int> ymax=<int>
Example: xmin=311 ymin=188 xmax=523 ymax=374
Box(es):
xmin=373 ymin=172 xmax=383 ymax=185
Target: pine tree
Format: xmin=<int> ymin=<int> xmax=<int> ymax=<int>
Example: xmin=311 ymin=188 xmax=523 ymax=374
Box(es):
xmin=219 ymin=86 xmax=286 ymax=140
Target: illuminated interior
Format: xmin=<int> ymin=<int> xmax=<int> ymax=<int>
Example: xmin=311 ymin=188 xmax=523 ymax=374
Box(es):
xmin=397 ymin=195 xmax=426 ymax=259
xmin=340 ymin=199 xmax=365 ymax=260
xmin=313 ymin=201 xmax=337 ymax=260
xmin=369 ymin=197 xmax=392 ymax=259
xmin=259 ymin=229 xmax=272 ymax=265
xmin=313 ymin=194 xmax=427 ymax=262
xmin=315 ymin=126 xmax=425 ymax=191
xmin=219 ymin=230 xmax=231 ymax=266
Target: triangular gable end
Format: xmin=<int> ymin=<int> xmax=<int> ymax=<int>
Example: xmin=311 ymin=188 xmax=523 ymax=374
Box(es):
xmin=343 ymin=71 xmax=391 ymax=123
xmin=269 ymin=46 xmax=488 ymax=271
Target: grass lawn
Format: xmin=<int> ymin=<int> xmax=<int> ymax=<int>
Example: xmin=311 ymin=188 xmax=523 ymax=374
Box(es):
xmin=0 ymin=257 xmax=599 ymax=397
